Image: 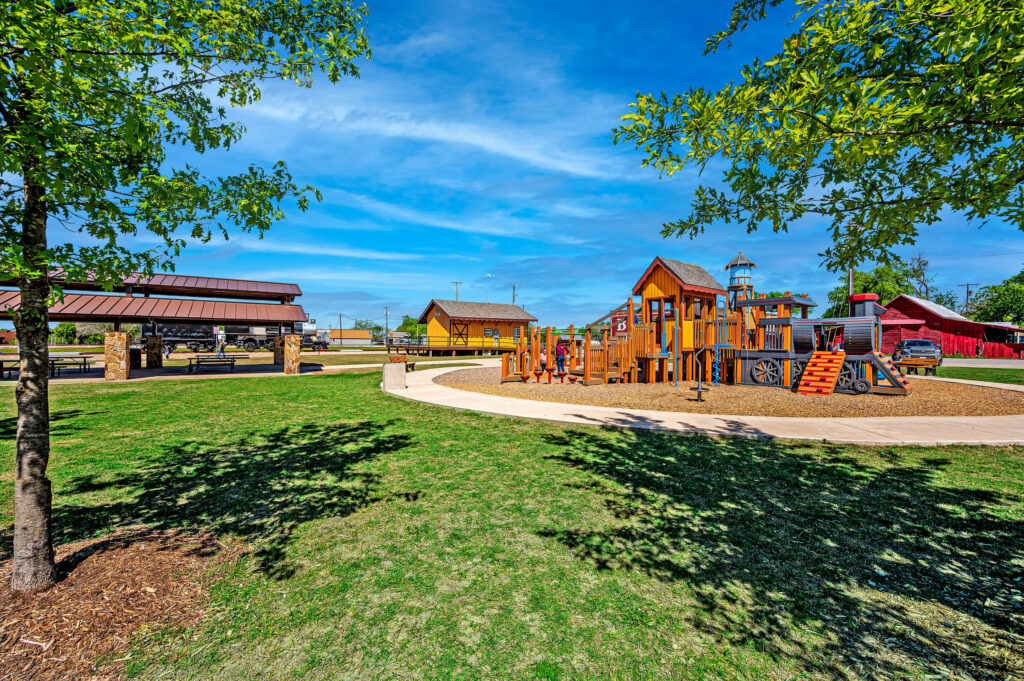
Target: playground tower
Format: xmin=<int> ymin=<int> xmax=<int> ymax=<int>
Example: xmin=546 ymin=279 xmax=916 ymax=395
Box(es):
xmin=725 ymin=252 xmax=756 ymax=306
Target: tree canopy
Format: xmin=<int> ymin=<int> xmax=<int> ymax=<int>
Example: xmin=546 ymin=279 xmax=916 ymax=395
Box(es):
xmin=973 ymin=270 xmax=1024 ymax=326
xmin=614 ymin=0 xmax=1024 ymax=270
xmin=2 ymin=0 xmax=370 ymax=591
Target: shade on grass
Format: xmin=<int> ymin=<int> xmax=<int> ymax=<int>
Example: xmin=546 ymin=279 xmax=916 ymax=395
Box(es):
xmin=936 ymin=366 xmax=1024 ymax=385
xmin=1 ymin=373 xmax=1022 ymax=680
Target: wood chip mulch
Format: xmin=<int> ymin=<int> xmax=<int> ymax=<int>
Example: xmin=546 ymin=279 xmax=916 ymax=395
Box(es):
xmin=0 ymin=528 xmax=236 ymax=681
xmin=436 ymin=368 xmax=1024 ymax=418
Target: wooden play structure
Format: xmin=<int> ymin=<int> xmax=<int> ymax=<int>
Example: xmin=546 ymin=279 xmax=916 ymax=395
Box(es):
xmin=499 ymin=253 xmax=912 ymax=397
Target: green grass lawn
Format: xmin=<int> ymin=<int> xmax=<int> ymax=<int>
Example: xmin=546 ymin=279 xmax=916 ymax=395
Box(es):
xmin=935 ymin=366 xmax=1024 ymax=385
xmin=2 ymin=374 xmax=1022 ymax=680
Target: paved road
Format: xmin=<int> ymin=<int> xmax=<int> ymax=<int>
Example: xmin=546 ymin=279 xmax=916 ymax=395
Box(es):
xmin=385 ymin=361 xmax=1024 ymax=447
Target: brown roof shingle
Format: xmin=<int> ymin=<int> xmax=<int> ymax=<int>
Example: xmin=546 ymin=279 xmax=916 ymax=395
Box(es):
xmin=418 ymin=300 xmax=537 ymax=324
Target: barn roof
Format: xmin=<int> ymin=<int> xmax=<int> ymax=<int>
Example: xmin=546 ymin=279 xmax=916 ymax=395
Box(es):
xmin=886 ymin=294 xmax=971 ymax=322
xmin=418 ymin=300 xmax=537 ymax=324
xmin=0 ymin=270 xmax=301 ymax=301
xmin=632 ymin=257 xmax=727 ymax=296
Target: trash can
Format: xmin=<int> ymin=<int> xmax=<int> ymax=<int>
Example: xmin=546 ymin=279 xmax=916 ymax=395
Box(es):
xmin=129 ymin=347 xmax=142 ymax=369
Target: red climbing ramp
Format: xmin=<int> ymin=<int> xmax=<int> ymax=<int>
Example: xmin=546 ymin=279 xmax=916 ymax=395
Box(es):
xmin=796 ymin=351 xmax=846 ymax=396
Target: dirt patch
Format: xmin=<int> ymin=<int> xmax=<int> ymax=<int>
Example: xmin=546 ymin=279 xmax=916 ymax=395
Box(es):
xmin=435 ymin=367 xmax=1024 ymax=417
xmin=0 ymin=528 xmax=233 ymax=681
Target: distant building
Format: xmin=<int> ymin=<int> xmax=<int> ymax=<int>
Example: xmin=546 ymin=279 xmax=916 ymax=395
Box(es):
xmin=880 ymin=295 xmax=1024 ymax=358
xmin=0 ymin=329 xmax=15 ymax=344
xmin=329 ymin=328 xmax=374 ymax=346
xmin=417 ymin=300 xmax=536 ymax=349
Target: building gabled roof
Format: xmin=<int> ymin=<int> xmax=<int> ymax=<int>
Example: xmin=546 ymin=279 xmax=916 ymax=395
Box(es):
xmin=418 ymin=300 xmax=537 ymax=324
xmin=725 ymin=252 xmax=757 ymax=269
xmin=0 ymin=270 xmax=302 ymax=301
xmin=886 ymin=294 xmax=971 ymax=322
xmin=631 ymin=257 xmax=727 ymax=296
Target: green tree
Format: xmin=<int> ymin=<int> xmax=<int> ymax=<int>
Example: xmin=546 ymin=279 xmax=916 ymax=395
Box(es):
xmin=614 ymin=1 xmax=1024 ymax=270
xmin=396 ymin=314 xmax=424 ymax=336
xmin=52 ymin=322 xmax=77 ymax=345
xmin=823 ymin=263 xmax=915 ymax=317
xmin=932 ymin=290 xmax=959 ymax=312
xmin=973 ymin=271 xmax=1024 ymax=326
xmin=2 ymin=0 xmax=370 ymax=590
xmin=354 ymin=319 xmax=383 ymax=336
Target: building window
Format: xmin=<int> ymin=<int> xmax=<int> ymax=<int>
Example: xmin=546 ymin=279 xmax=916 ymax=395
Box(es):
xmin=694 ymin=299 xmax=703 ymax=319
xmin=513 ymin=327 xmax=521 ymax=339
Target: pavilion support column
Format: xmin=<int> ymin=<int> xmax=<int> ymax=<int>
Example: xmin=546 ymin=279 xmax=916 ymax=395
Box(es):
xmin=273 ymin=337 xmax=285 ymax=365
xmin=104 ymin=332 xmax=129 ymax=381
xmin=283 ymin=335 xmax=301 ymax=375
xmin=145 ymin=335 xmax=162 ymax=369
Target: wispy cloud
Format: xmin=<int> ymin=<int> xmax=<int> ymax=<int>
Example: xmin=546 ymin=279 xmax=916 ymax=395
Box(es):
xmin=230 ymin=235 xmax=421 ymax=261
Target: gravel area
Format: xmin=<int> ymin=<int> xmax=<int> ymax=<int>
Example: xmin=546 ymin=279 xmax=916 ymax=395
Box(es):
xmin=435 ymin=367 xmax=1024 ymax=418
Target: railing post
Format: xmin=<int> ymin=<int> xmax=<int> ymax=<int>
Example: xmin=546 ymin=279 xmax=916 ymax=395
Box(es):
xmin=583 ymin=330 xmax=591 ymax=383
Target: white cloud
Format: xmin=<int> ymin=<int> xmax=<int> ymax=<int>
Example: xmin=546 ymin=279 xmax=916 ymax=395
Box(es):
xmin=230 ymin=235 xmax=421 ymax=261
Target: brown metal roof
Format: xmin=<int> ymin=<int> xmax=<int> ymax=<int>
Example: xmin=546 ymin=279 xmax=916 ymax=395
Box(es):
xmin=0 ymin=290 xmax=307 ymax=324
xmin=418 ymin=300 xmax=538 ymax=324
xmin=0 ymin=271 xmax=301 ymax=301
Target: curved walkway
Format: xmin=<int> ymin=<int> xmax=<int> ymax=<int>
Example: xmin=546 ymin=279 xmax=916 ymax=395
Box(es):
xmin=384 ymin=361 xmax=1024 ymax=446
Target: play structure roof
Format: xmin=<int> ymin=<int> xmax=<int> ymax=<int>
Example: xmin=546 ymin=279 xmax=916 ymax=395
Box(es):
xmin=631 ymin=257 xmax=727 ymax=296
xmin=418 ymin=300 xmax=538 ymax=324
xmin=0 ymin=270 xmax=301 ymax=302
xmin=0 ymin=290 xmax=308 ymax=324
xmin=725 ymin=252 xmax=757 ymax=269
xmin=733 ymin=295 xmax=818 ymax=308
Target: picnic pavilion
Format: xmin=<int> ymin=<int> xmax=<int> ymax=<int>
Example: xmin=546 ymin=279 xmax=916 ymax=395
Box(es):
xmin=0 ymin=272 xmax=309 ymax=380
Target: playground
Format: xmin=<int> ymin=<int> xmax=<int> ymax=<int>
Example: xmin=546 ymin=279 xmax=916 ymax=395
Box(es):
xmin=439 ymin=365 xmax=1024 ymax=417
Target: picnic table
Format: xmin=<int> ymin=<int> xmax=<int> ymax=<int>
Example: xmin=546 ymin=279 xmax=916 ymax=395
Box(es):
xmin=0 ymin=354 xmax=94 ymax=379
xmin=187 ymin=353 xmax=249 ymax=374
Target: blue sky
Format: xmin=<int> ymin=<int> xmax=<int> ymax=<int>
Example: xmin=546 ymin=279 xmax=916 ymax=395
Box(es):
xmin=131 ymin=1 xmax=1024 ymax=328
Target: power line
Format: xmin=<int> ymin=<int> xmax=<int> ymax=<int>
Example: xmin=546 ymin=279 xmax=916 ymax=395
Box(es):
xmin=957 ymin=283 xmax=980 ymax=315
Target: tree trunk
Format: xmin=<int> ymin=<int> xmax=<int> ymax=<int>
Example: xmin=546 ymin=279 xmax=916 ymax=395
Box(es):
xmin=11 ymin=176 xmax=56 ymax=591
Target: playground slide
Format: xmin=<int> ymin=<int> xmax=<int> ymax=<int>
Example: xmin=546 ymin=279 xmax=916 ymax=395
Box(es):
xmin=870 ymin=352 xmax=912 ymax=395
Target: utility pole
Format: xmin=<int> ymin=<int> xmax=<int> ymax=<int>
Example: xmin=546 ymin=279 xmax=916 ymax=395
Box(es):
xmin=452 ymin=281 xmax=462 ymax=301
xmin=384 ymin=306 xmax=390 ymax=348
xmin=510 ymin=283 xmax=519 ymax=305
xmin=957 ymin=283 xmax=980 ymax=315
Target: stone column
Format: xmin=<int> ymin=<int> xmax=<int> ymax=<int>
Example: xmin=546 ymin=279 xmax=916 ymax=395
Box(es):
xmin=283 ymin=334 xmax=301 ymax=375
xmin=104 ymin=332 xmax=129 ymax=381
xmin=145 ymin=335 xmax=163 ymax=368
xmin=273 ymin=336 xmax=285 ymax=365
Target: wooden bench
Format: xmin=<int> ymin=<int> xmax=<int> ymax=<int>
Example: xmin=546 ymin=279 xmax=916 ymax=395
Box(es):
xmin=388 ymin=354 xmax=416 ymax=372
xmin=0 ymin=358 xmax=18 ymax=380
xmin=187 ymin=354 xmax=249 ymax=374
xmin=893 ymin=357 xmax=939 ymax=376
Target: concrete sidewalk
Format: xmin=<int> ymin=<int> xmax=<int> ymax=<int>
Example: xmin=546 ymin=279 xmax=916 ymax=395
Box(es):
xmin=385 ymin=363 xmax=1024 ymax=446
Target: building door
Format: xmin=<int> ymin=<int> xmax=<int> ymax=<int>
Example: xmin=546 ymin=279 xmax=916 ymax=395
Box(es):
xmin=451 ymin=322 xmax=469 ymax=345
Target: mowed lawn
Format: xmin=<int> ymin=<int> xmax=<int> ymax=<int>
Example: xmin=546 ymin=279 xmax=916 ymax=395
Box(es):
xmin=936 ymin=365 xmax=1024 ymax=385
xmin=1 ymin=374 xmax=1023 ymax=680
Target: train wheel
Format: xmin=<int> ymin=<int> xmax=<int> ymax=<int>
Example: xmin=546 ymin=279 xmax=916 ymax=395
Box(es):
xmin=242 ymin=339 xmax=258 ymax=352
xmin=792 ymin=360 xmax=806 ymax=382
xmin=852 ymin=378 xmax=871 ymax=394
xmin=837 ymin=362 xmax=856 ymax=390
xmin=751 ymin=358 xmax=781 ymax=385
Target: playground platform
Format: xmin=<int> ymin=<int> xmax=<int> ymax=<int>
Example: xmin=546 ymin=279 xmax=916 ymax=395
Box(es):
xmin=385 ymin=362 xmax=1024 ymax=446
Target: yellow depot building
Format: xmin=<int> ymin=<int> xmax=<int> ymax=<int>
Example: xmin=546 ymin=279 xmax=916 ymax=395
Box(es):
xmin=415 ymin=299 xmax=537 ymax=355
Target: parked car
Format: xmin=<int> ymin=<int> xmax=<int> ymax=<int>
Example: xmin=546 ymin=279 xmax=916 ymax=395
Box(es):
xmin=893 ymin=339 xmax=942 ymax=363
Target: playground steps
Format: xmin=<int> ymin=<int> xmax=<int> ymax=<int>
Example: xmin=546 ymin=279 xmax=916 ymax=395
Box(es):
xmin=870 ymin=352 xmax=912 ymax=395
xmin=796 ymin=351 xmax=846 ymax=396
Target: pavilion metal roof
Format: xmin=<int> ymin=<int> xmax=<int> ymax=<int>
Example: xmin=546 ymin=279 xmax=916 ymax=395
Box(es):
xmin=0 ymin=290 xmax=307 ymax=324
xmin=0 ymin=271 xmax=302 ymax=301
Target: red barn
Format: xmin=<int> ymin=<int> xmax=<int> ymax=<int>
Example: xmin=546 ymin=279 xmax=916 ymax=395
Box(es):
xmin=880 ymin=294 xmax=1024 ymax=358
xmin=0 ymin=329 xmax=15 ymax=344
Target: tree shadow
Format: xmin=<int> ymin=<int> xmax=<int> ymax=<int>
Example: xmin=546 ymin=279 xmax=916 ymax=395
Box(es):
xmin=44 ymin=420 xmax=411 ymax=577
xmin=0 ymin=409 xmax=105 ymax=440
xmin=539 ymin=429 xmax=1024 ymax=679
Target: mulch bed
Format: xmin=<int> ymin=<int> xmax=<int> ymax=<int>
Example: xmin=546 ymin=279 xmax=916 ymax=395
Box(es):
xmin=0 ymin=528 xmax=233 ymax=681
xmin=436 ymin=368 xmax=1024 ymax=418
